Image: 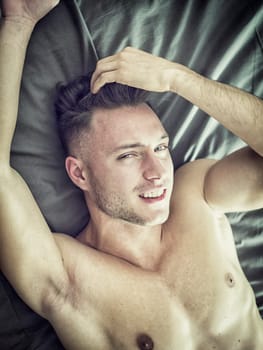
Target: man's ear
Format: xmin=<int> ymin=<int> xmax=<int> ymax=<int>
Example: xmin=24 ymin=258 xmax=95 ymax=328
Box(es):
xmin=65 ymin=156 xmax=89 ymax=191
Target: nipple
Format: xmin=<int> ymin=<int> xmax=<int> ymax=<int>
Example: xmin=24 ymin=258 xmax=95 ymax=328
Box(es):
xmin=136 ymin=333 xmax=154 ymax=350
xmin=225 ymin=272 xmax=235 ymax=287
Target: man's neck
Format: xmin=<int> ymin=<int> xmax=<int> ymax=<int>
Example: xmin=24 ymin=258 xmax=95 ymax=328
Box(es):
xmin=77 ymin=214 xmax=165 ymax=271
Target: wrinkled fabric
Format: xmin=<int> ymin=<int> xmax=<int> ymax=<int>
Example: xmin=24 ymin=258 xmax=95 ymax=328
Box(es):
xmin=0 ymin=0 xmax=262 ymax=348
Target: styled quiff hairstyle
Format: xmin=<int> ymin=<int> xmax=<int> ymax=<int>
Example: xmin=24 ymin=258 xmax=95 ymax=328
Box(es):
xmin=55 ymin=72 xmax=148 ymax=155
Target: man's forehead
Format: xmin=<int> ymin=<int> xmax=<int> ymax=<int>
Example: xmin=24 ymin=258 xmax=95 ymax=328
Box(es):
xmin=90 ymin=104 xmax=164 ymax=134
xmin=87 ymin=104 xmax=167 ymax=151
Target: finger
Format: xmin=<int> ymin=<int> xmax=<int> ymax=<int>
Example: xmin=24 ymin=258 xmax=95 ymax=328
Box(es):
xmin=91 ymin=48 xmax=131 ymax=87
xmin=92 ymin=71 xmax=119 ymax=93
xmin=91 ymin=60 xmax=119 ymax=92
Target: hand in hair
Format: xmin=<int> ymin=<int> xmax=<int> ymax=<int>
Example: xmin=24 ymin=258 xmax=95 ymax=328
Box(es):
xmin=91 ymin=47 xmax=178 ymax=94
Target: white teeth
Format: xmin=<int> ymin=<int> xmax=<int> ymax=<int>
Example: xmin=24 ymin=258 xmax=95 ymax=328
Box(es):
xmin=141 ymin=189 xmax=164 ymax=198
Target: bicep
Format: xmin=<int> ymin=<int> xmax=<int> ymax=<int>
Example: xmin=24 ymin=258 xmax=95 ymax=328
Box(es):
xmin=204 ymin=147 xmax=263 ymax=213
xmin=0 ymin=167 xmax=69 ymax=317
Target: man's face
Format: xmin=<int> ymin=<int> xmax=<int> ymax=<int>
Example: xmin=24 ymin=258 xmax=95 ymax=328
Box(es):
xmin=84 ymin=103 xmax=174 ymax=226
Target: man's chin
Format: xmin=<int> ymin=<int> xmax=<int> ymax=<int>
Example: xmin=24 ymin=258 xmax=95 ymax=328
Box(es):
xmin=107 ymin=205 xmax=170 ymax=227
xmin=141 ymin=210 xmax=170 ymax=227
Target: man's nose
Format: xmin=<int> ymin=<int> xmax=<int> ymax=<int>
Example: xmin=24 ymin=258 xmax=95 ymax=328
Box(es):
xmin=142 ymin=151 xmax=165 ymax=181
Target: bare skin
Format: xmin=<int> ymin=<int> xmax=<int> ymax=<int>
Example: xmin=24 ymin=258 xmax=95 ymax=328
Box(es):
xmin=0 ymin=1 xmax=263 ymax=350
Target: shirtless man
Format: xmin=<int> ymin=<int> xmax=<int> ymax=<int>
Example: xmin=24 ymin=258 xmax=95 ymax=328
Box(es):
xmin=0 ymin=0 xmax=262 ymax=349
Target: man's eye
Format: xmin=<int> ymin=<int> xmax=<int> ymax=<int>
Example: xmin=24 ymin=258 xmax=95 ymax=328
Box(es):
xmin=155 ymin=144 xmax=169 ymax=152
xmin=117 ymin=153 xmax=137 ymax=160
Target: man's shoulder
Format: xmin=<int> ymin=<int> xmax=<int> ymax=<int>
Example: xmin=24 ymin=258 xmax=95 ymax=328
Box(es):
xmin=173 ymin=158 xmax=217 ymax=193
xmin=168 ymin=158 xmax=219 ymax=217
xmin=166 ymin=158 xmax=222 ymax=231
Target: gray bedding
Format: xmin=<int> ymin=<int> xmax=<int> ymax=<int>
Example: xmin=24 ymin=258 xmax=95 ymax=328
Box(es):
xmin=0 ymin=0 xmax=262 ymax=348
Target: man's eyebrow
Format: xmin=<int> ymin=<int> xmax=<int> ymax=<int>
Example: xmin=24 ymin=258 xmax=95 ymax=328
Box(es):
xmin=111 ymin=134 xmax=169 ymax=154
xmin=161 ymin=134 xmax=169 ymax=140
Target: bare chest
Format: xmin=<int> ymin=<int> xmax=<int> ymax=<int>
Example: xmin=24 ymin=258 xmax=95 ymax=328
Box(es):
xmin=99 ymin=253 xmax=255 ymax=350
xmin=53 ymin=217 xmax=261 ymax=350
xmin=57 ymin=260 xmax=259 ymax=350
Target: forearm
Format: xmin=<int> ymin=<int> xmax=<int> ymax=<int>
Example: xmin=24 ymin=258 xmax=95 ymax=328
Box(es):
xmin=0 ymin=0 xmax=64 ymax=320
xmin=0 ymin=17 xmax=35 ymax=164
xmin=169 ymin=64 xmax=263 ymax=156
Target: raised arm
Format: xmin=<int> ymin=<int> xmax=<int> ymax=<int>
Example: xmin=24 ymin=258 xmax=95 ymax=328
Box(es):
xmin=0 ymin=0 xmax=68 ymax=316
xmin=91 ymin=47 xmax=263 ymax=212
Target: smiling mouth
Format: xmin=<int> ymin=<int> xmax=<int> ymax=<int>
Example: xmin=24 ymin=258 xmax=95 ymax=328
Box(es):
xmin=139 ymin=189 xmax=167 ymax=202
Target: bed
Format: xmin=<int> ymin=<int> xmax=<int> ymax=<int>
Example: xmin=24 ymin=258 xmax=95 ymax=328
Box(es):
xmin=1 ymin=0 xmax=262 ymax=348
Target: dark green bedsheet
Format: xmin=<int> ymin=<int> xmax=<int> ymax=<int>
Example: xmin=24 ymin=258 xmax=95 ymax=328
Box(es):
xmin=0 ymin=0 xmax=262 ymax=348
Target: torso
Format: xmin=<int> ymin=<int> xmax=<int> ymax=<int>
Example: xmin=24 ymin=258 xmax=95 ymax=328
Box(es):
xmin=50 ymin=160 xmax=263 ymax=350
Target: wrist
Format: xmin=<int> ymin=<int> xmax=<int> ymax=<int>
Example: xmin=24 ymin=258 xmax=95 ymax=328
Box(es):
xmin=168 ymin=63 xmax=205 ymax=98
xmin=1 ymin=17 xmax=35 ymax=46
xmin=166 ymin=64 xmax=177 ymax=93
xmin=1 ymin=15 xmax=36 ymax=31
xmin=167 ymin=63 xmax=189 ymax=94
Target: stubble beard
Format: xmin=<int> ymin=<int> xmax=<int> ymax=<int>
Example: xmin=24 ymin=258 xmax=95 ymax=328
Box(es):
xmin=88 ymin=173 xmax=147 ymax=226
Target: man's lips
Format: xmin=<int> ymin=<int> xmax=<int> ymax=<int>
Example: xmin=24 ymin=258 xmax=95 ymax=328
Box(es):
xmin=139 ymin=189 xmax=167 ymax=203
